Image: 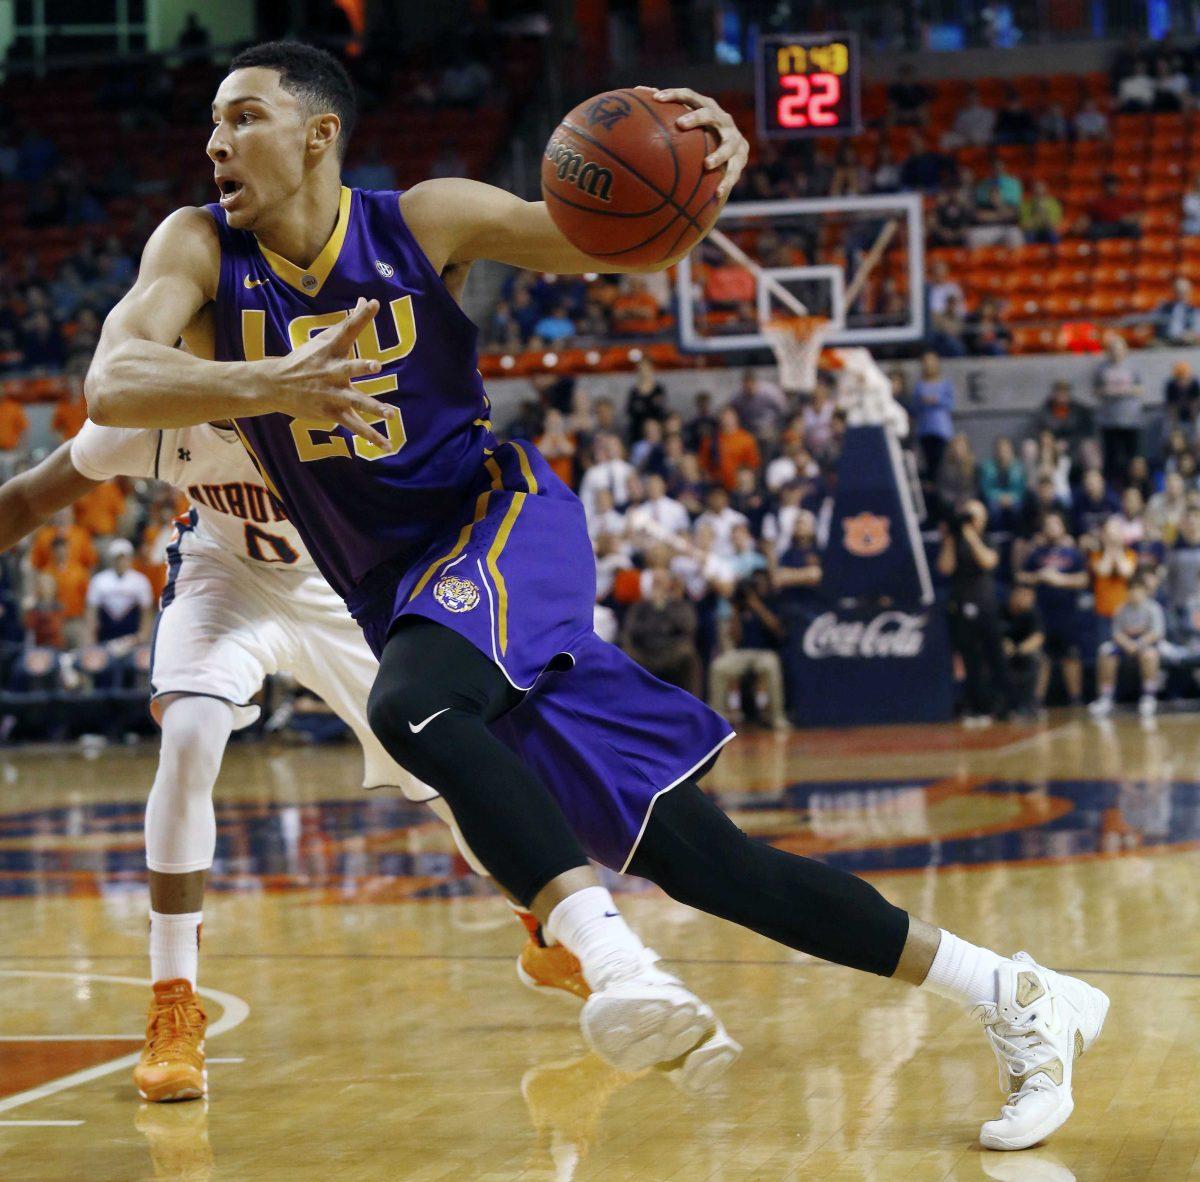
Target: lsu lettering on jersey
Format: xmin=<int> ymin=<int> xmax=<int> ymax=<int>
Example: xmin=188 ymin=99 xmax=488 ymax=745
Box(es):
xmin=205 ymin=186 xmax=496 ymax=599
xmin=71 ymin=419 xmax=315 ymax=574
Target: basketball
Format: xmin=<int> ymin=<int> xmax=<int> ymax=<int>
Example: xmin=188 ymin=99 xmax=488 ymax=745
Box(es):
xmin=540 ymin=88 xmax=723 ymax=268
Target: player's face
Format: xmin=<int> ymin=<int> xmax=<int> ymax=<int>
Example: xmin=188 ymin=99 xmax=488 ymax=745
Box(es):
xmin=208 ymin=68 xmax=312 ymax=230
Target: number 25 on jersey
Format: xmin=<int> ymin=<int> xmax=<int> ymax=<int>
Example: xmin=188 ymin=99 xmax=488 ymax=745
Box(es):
xmin=240 ymin=297 xmax=416 ymax=462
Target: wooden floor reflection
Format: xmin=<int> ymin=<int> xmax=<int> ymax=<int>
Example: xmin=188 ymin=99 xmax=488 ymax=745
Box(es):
xmin=1 ymin=713 xmax=1199 ymax=1181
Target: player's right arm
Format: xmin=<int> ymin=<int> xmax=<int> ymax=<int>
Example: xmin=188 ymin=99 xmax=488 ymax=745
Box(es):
xmin=0 ymin=442 xmax=101 ymax=553
xmin=85 ymin=208 xmax=397 ymax=450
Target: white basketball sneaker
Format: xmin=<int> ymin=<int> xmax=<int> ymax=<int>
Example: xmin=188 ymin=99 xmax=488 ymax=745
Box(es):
xmin=659 ymin=1019 xmax=742 ymax=1093
xmin=580 ymin=948 xmax=724 ymax=1075
xmin=977 ymin=951 xmax=1110 ymax=1152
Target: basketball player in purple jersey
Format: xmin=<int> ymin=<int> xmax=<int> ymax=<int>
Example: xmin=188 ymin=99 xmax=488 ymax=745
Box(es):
xmin=87 ymin=43 xmax=1108 ymax=1148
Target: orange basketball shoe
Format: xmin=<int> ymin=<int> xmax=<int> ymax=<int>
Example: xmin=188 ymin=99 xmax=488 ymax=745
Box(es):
xmin=133 ymin=979 xmax=208 ymax=1103
xmin=516 ymin=938 xmax=591 ymax=1003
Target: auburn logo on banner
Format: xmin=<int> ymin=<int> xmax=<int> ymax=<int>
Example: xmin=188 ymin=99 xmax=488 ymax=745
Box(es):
xmin=842 ymin=511 xmax=891 ymax=558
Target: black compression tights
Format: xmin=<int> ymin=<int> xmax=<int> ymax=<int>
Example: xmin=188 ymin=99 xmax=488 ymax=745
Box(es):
xmin=629 ymin=782 xmax=910 ymax=977
xmin=366 ymin=618 xmax=588 ymax=907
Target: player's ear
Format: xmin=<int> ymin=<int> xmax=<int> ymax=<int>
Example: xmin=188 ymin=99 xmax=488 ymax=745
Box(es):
xmin=307 ymin=112 xmax=341 ymax=160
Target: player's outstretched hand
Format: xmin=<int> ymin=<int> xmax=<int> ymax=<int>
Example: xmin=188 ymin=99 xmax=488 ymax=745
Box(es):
xmin=640 ymin=86 xmax=749 ymax=203
xmin=260 ymin=297 xmax=398 ymax=452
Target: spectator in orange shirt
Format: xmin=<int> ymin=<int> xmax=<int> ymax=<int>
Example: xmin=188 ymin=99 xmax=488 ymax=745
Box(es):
xmin=0 ymin=395 xmax=28 ymax=455
xmin=1090 ymin=516 xmax=1137 ymax=633
xmin=47 ymin=535 xmax=90 ymax=616
xmin=73 ymin=479 xmax=127 ymax=537
xmin=611 ymin=277 xmax=661 ymax=336
xmin=699 ymin=406 xmax=761 ymax=492
xmin=23 ymin=572 xmax=67 ymax=650
xmin=29 ymin=509 xmax=98 ymax=572
xmin=534 ymin=408 xmax=577 ymax=488
xmin=52 ymin=391 xmax=89 ymax=440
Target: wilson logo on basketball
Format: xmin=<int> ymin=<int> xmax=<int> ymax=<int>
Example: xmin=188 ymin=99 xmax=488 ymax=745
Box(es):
xmin=544 ymin=138 xmax=614 ymax=202
xmin=583 ymin=93 xmax=632 ymax=130
xmin=842 ymin=512 xmax=891 ymax=557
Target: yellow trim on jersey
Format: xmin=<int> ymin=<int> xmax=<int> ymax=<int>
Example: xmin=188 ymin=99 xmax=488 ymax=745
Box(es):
xmin=256 ymin=186 xmax=353 ymax=297
xmin=486 ymin=493 xmax=526 ymax=655
xmin=510 ymin=441 xmax=539 ymax=495
xmin=484 ymin=456 xmax=504 ymax=490
xmin=230 ymin=421 xmax=284 ymax=502
xmin=408 ymin=489 xmax=491 ymax=602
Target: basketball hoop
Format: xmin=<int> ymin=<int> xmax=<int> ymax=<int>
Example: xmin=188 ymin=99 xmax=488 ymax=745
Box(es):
xmin=762 ymin=314 xmax=838 ymax=392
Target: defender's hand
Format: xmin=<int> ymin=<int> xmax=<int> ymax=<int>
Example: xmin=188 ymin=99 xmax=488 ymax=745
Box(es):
xmin=645 ymin=86 xmax=750 ymax=203
xmin=260 ymin=297 xmax=398 ymax=452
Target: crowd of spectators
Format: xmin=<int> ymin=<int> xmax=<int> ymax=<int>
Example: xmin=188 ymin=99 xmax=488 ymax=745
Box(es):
xmin=0 ymin=425 xmax=183 ymax=739
xmin=917 ymin=334 xmax=1200 ymax=722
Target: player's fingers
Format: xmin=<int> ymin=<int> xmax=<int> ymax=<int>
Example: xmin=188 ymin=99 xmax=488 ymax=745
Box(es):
xmin=675 ymin=103 xmax=720 ymax=131
xmin=340 ymin=357 xmax=382 ymax=382
xmin=705 ymin=133 xmax=740 ymax=170
xmin=326 ymin=298 xmax=380 ymax=353
xmin=652 ymin=86 xmax=703 ymax=108
xmin=716 ymin=148 xmax=748 ymax=201
xmin=345 ymin=390 xmax=399 ymax=421
xmin=337 ymin=408 xmax=393 ymax=452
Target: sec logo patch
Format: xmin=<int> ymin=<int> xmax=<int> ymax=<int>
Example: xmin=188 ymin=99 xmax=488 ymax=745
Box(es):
xmin=434 ymin=575 xmax=480 ymax=613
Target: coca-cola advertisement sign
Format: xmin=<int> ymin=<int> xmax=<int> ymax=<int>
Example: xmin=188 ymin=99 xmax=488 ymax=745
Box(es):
xmin=802 ymin=611 xmax=926 ymax=660
xmin=789 ymin=606 xmax=951 ymax=725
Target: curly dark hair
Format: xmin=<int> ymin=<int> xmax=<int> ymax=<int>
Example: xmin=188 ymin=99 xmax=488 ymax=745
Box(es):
xmin=228 ymin=41 xmax=357 ymax=159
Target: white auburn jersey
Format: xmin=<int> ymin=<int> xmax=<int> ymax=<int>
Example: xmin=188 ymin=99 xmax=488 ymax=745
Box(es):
xmin=71 ymin=420 xmax=317 ymax=573
xmin=67 ymin=418 xmax=442 ymax=805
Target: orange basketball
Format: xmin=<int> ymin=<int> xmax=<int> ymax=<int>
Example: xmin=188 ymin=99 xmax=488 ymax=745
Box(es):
xmin=541 ymin=88 xmax=723 ymax=269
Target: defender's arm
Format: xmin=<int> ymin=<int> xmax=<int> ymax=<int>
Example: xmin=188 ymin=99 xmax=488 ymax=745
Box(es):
xmin=0 ymin=442 xmax=101 ymax=553
xmin=403 ymin=88 xmax=748 ymax=275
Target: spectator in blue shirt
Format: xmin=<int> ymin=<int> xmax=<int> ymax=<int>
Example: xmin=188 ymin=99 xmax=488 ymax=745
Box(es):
xmin=532 ymin=302 xmax=575 ymax=344
xmin=912 ymin=351 xmax=956 ymax=481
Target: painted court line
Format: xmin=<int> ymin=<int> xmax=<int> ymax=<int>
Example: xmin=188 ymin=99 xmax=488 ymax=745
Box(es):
xmin=0 ymin=1120 xmax=85 ymax=1127
xmin=992 ymin=721 xmax=1070 ymax=755
xmin=0 ymin=970 xmax=249 ymax=1116
xmin=0 ymin=1035 xmax=140 ymax=1042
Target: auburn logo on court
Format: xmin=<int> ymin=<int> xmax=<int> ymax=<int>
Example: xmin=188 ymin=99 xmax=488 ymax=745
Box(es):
xmin=842 ymin=512 xmax=891 ymax=558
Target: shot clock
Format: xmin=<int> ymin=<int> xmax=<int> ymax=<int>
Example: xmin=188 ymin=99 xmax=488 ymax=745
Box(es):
xmin=755 ymin=32 xmax=862 ymax=140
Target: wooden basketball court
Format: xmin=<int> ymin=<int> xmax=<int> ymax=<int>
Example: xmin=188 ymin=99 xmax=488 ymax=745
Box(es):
xmin=1 ymin=714 xmax=1197 ymax=1181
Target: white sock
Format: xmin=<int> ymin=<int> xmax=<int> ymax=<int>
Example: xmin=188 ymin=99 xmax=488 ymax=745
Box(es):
xmin=545 ymin=887 xmax=647 ymax=989
xmin=920 ymin=930 xmax=1005 ymax=1010
xmin=149 ymin=911 xmax=202 ymax=989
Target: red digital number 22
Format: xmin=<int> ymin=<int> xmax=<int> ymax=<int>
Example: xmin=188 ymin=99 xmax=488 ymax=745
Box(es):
xmin=777 ymin=72 xmax=841 ymax=129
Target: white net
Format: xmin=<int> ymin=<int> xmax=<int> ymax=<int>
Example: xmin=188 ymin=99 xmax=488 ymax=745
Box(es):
xmin=762 ymin=315 xmax=836 ymax=393
xmin=764 ymin=314 xmax=909 ymax=439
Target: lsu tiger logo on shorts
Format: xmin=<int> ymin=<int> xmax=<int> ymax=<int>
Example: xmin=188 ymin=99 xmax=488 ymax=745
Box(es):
xmin=842 ymin=512 xmax=891 ymax=558
xmin=434 ymin=575 xmax=480 ymax=613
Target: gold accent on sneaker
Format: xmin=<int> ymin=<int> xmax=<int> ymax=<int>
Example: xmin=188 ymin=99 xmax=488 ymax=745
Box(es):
xmin=1074 ymin=1029 xmax=1085 ymax=1058
xmin=1015 ymin=970 xmax=1046 ymax=1008
xmin=1010 ymin=1057 xmax=1064 ymax=1092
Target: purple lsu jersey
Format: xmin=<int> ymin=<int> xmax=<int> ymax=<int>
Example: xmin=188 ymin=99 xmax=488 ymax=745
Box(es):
xmin=205 ymin=186 xmax=496 ymax=599
xmin=204 ymin=184 xmax=734 ymax=872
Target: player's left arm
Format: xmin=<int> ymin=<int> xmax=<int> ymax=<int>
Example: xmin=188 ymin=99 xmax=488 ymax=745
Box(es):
xmin=0 ymin=442 xmax=101 ymax=554
xmin=401 ymin=87 xmax=748 ymax=276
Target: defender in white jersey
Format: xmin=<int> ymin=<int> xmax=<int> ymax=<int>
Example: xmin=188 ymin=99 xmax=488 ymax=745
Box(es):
xmin=0 ymin=422 xmax=588 ymax=1104
xmin=72 ymin=417 xmax=426 ymax=785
